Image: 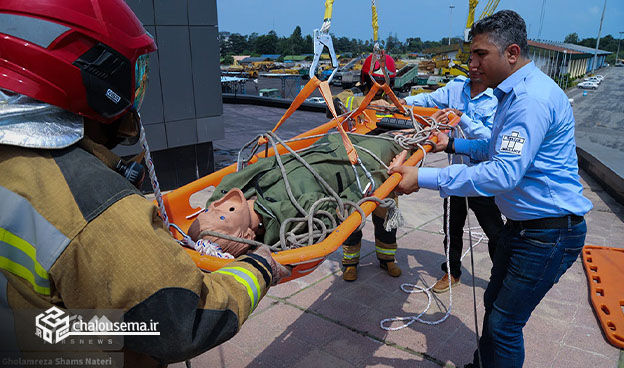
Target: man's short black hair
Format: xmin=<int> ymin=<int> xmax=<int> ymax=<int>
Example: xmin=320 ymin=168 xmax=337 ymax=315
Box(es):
xmin=469 ymin=10 xmax=529 ymax=58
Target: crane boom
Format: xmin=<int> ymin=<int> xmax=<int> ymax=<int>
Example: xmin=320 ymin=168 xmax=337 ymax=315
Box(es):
xmin=464 ymin=0 xmax=479 ymax=42
xmin=479 ymin=0 xmax=501 ymax=20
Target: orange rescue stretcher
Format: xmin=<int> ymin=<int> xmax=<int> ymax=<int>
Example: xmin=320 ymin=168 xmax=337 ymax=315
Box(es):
xmin=582 ymin=245 xmax=624 ymax=348
xmin=159 ymin=76 xmax=459 ymax=283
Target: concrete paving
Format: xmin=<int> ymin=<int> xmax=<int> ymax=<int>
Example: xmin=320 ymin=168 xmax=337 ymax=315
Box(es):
xmin=570 ymin=66 xmax=624 ymax=205
xmin=171 ymin=157 xmax=623 ymax=368
xmin=168 ymin=70 xmax=624 ymax=367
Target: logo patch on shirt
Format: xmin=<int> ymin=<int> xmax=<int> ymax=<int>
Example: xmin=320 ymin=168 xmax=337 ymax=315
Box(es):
xmin=500 ymin=131 xmax=526 ymax=155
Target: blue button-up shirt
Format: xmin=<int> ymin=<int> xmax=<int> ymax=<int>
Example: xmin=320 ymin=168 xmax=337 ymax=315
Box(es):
xmin=418 ymin=62 xmax=593 ymax=220
xmin=404 ymin=76 xmax=497 ymax=165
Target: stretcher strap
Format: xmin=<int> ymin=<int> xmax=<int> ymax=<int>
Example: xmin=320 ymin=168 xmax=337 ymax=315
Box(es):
xmin=260 ymin=75 xmax=360 ymax=166
xmin=258 ymin=77 xmax=322 ymax=145
xmin=348 ymin=83 xmax=381 ymax=119
xmin=350 ymin=79 xmax=405 ymax=118
xmin=317 ymin=81 xmax=358 ymax=165
xmin=272 ymin=76 xmax=321 ymax=132
xmin=379 ymin=83 xmax=406 ymax=114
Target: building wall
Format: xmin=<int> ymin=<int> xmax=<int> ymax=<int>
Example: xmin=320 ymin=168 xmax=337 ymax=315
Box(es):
xmin=118 ymin=0 xmax=224 ymax=191
xmin=531 ymin=46 xmax=605 ymax=83
xmin=586 ymin=55 xmax=606 ymax=73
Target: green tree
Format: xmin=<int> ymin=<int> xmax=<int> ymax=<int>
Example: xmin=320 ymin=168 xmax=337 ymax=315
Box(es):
xmin=289 ymin=26 xmax=304 ymax=55
xmin=255 ymin=30 xmax=278 ymax=54
xmin=228 ymin=33 xmax=248 ymax=54
xmin=564 ymin=32 xmax=579 ymax=44
xmin=385 ymin=33 xmax=402 ymax=54
xmin=406 ymin=37 xmax=424 ymax=52
xmin=221 ymin=55 xmax=234 ymax=65
xmin=247 ymin=32 xmax=259 ymax=54
xmin=303 ymin=35 xmax=314 ymax=54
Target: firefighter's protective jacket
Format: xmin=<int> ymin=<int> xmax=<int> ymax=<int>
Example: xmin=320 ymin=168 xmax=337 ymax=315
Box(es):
xmin=331 ymin=87 xmax=392 ymax=116
xmin=0 ymin=143 xmax=273 ymax=366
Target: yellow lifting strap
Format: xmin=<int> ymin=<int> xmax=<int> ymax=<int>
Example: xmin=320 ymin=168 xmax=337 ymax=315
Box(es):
xmin=324 ymin=0 xmax=334 ymax=21
xmin=371 ymin=0 xmax=379 ymax=42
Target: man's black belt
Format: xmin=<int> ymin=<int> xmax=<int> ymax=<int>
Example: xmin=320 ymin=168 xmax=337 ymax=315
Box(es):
xmin=507 ymin=215 xmax=584 ymax=229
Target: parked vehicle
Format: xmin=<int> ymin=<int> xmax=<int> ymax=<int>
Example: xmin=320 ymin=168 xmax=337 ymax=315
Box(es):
xmin=393 ymin=63 xmax=420 ymax=92
xmin=577 ymin=81 xmax=598 ymax=90
xmin=305 ymin=97 xmax=326 ymax=104
xmin=584 ymin=77 xmax=601 ymax=84
xmin=259 ymin=88 xmax=281 ymax=97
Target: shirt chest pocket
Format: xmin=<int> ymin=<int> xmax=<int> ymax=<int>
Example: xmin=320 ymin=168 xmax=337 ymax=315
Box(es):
xmin=471 ymin=107 xmax=489 ymax=123
xmin=449 ymin=97 xmax=465 ymax=111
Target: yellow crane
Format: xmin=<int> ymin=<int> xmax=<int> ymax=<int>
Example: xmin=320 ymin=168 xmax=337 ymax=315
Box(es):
xmin=455 ymin=0 xmax=500 ymax=65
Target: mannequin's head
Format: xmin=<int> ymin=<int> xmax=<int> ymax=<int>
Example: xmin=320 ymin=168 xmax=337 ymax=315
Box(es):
xmin=188 ymin=188 xmax=256 ymax=257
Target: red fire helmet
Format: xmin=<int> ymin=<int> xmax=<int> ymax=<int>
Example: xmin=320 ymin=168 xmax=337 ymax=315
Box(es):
xmin=360 ymin=53 xmax=397 ymax=86
xmin=0 ymin=0 xmax=157 ymax=123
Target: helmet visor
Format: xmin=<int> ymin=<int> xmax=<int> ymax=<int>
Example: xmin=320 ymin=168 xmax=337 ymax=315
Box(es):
xmin=133 ymin=54 xmax=150 ymax=111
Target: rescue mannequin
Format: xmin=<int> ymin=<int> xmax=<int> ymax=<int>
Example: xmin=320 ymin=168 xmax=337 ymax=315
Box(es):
xmin=187 ymin=128 xmax=428 ymax=259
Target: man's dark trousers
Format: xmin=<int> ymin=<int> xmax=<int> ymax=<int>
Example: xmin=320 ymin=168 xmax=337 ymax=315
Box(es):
xmin=442 ymin=196 xmax=504 ymax=278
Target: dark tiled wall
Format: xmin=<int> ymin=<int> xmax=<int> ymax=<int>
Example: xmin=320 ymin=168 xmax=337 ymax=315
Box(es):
xmin=118 ymin=0 xmax=223 ymax=191
xmin=134 ymin=142 xmax=215 ymax=193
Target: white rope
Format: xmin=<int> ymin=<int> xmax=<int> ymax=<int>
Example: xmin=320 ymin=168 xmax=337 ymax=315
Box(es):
xmin=380 ymin=123 xmax=470 ymax=330
xmin=436 ymin=226 xmax=487 ymax=261
xmin=138 ymin=112 xmax=171 ymax=234
xmin=380 ymin=120 xmax=485 ymax=366
xmin=380 ymin=192 xmax=455 ymax=330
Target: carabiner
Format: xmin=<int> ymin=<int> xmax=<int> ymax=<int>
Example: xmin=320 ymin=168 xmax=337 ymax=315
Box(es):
xmin=309 ymin=28 xmax=339 ymax=83
xmin=351 ymin=158 xmax=376 ymax=196
xmin=369 ymin=43 xmax=390 ymax=86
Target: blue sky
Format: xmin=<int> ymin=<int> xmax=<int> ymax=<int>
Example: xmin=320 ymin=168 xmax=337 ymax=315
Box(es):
xmin=217 ymin=0 xmax=623 ymax=44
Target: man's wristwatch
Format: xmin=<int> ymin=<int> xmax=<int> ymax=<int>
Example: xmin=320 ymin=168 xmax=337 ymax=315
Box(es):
xmin=444 ymin=137 xmax=455 ymax=154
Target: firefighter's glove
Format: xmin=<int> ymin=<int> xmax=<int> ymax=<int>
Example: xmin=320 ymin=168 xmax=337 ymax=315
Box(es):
xmin=252 ymin=245 xmax=292 ymax=286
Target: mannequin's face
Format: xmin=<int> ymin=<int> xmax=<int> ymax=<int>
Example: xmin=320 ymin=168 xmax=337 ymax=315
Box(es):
xmin=189 ymin=188 xmax=255 ymax=256
xmin=201 ymin=188 xmax=253 ymax=237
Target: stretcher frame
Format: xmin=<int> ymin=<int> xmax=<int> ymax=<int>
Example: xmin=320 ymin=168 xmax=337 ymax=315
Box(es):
xmin=160 ymin=77 xmax=459 ymax=283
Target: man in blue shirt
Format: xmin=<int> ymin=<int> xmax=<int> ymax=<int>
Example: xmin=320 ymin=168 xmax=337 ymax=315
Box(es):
xmin=402 ymin=75 xmax=504 ymax=294
xmin=390 ymin=10 xmax=592 ymax=368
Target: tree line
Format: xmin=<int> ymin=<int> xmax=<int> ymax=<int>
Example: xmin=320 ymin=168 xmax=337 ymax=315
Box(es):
xmin=219 ymin=26 xmax=459 ymax=63
xmin=563 ymin=33 xmax=621 ymax=64
xmin=219 ymin=26 xmax=621 ymax=64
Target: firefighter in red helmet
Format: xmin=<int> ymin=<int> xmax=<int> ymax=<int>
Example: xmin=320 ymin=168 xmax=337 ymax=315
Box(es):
xmin=331 ymin=53 xmax=397 ymax=115
xmin=0 ymin=0 xmax=288 ymax=366
xmin=329 ymin=53 xmax=402 ymax=282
